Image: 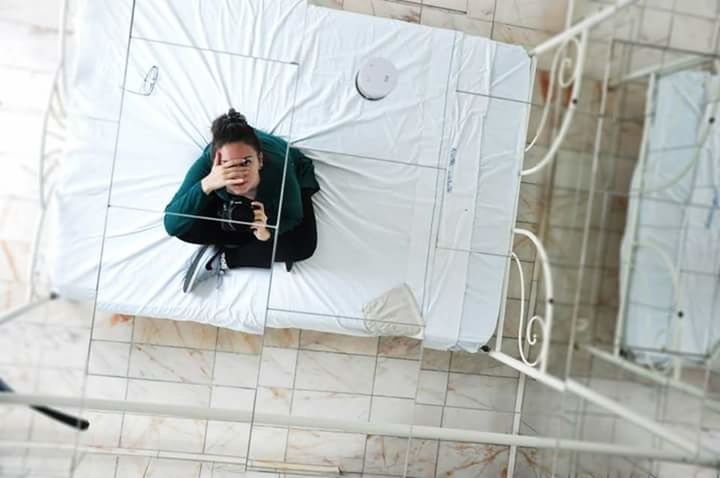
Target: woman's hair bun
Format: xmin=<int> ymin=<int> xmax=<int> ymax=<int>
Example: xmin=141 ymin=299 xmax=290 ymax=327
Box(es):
xmin=211 ymin=108 xmax=261 ymax=155
xmin=227 ymin=108 xmax=247 ymax=124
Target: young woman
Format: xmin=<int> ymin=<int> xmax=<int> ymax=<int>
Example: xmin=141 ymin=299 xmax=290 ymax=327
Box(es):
xmin=164 ymin=109 xmax=320 ymax=292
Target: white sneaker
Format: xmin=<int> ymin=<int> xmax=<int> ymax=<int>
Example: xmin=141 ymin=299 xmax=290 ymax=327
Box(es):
xmin=183 ymin=245 xmax=227 ymax=293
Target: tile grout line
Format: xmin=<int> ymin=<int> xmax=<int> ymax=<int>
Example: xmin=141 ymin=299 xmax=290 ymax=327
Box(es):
xmin=199 ymin=327 xmax=221 ymax=458
xmin=488 ymin=0 xmax=499 ymax=39
xmin=282 ymin=330 xmax=303 ymax=465
xmin=111 ymin=314 xmax=136 ymax=478
xmin=431 ymin=342 xmax=455 ymax=478
xmin=361 ymin=342 xmax=384 ymax=475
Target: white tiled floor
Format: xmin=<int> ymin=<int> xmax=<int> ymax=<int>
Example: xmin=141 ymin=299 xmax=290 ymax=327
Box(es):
xmin=3 ymin=0 xmax=720 ymax=477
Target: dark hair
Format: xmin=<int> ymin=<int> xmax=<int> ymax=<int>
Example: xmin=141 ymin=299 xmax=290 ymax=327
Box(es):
xmin=211 ymin=108 xmax=262 ymax=155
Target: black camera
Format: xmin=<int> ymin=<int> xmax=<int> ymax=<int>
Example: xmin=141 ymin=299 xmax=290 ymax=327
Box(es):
xmin=219 ymin=196 xmax=255 ymax=232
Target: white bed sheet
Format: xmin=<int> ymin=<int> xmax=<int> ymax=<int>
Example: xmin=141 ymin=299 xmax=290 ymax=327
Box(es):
xmin=51 ymin=0 xmax=531 ymax=351
xmin=621 ymin=70 xmax=720 ymax=361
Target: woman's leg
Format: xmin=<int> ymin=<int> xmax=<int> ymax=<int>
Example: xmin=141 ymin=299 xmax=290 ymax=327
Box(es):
xmin=224 ymin=190 xmax=318 ymax=269
xmin=174 ymin=206 xmax=255 ymax=247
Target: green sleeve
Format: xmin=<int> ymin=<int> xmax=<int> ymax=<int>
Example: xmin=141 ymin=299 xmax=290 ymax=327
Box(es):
xmin=164 ymin=147 xmax=214 ymax=237
xmin=293 ymin=148 xmax=320 ymax=193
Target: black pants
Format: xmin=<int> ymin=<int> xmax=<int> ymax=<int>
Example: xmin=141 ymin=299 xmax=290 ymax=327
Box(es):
xmin=177 ymin=190 xmax=317 ymax=269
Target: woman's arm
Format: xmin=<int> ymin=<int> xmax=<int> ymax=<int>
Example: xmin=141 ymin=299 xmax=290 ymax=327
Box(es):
xmin=164 ymin=149 xmax=213 ymax=237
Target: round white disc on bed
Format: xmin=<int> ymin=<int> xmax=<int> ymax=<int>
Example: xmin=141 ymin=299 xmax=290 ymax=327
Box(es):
xmin=356 ymin=58 xmax=398 ymax=100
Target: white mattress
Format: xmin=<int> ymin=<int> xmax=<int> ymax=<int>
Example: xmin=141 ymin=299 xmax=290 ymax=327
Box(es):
xmin=621 ymin=70 xmax=720 ymax=361
xmin=51 ymin=0 xmax=531 ymax=351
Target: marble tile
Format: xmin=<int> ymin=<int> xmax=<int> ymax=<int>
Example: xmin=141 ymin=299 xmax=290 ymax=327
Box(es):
xmin=85 ymin=374 xmax=127 ymax=399
xmin=443 ymin=406 xmax=514 ymax=433
xmin=491 ymin=24 xmax=554 ymax=70
xmin=129 ymin=344 xmax=213 ymax=383
xmin=88 ymin=340 xmax=131 ymax=376
xmin=1 ymin=322 xmax=90 ymax=370
xmin=598 ymin=267 xmax=619 ymax=308
xmin=421 ymin=349 xmax=451 ymax=371
xmin=670 ymin=13 xmax=718 ymax=53
xmin=292 ymin=390 xmax=371 ymax=421
xmin=91 ymin=312 xmax=134 ymax=341
xmin=451 ymin=341 xmax=521 ymax=377
xmin=249 ymin=426 xmax=288 ymax=462
xmin=259 ymin=346 xmax=297 ymax=388
xmin=46 ymin=298 xmax=101 ymax=328
xmin=204 ymin=421 xmax=250 ymax=456
xmin=416 ymin=369 xmax=448 ymax=405
xmin=217 ymin=329 xmax=262 ymax=354
xmin=0 ymin=405 xmax=32 ymax=440
xmin=373 ymin=357 xmax=420 ymax=398
xmin=516 ymin=182 xmax=545 ymax=226
xmin=616 ymin=119 xmax=643 ymax=158
xmin=591 ymin=306 xmax=617 ymax=345
xmin=0 ymin=280 xmax=28 ymax=316
xmin=506 ymin=257 xmax=533 ymax=301
xmin=300 ymin=330 xmax=378 ymax=355
xmin=446 ymin=373 xmax=518 ymax=410
xmin=127 ymin=379 xmax=210 ymax=406
xmin=364 ymin=436 xmax=437 ymax=477
xmin=0 ymin=239 xmax=29 ymax=282
xmin=285 ymin=429 xmax=366 ymax=473
xmin=436 ymin=442 xmax=509 ymax=478
xmin=421 ymin=7 xmax=492 ymax=38
xmin=521 ymin=410 xmax=575 ymax=440
xmin=674 ymin=0 xmax=718 ymax=18
xmin=378 ymin=336 xmax=422 ymax=359
xmin=211 ymin=385 xmax=256 ymax=410
xmin=415 ymin=404 xmax=444 ymax=427
xmin=655 ymin=462 xmax=720 ymax=478
xmin=466 ymin=0 xmax=495 ymax=21
xmin=116 ymin=457 xmax=202 ymax=478
xmin=121 ymin=415 xmax=206 ymax=453
xmin=493 ymin=0 xmax=568 ymax=32
xmin=200 ymin=464 xmax=265 ymax=478
xmin=32 ymin=369 xmax=84 ymax=399
xmin=213 ymin=351 xmax=260 ymax=388
xmin=77 ymin=412 xmax=124 ymax=447
xmin=512 ymin=227 xmax=538 ymax=263
xmin=501 ymin=299 xmax=527 ymax=339
xmin=585 ymin=378 xmax=659 ymax=415
xmin=369 ymin=396 xmax=443 ymax=427
xmin=133 ymin=317 xmax=217 ymax=349
xmin=637 ymin=7 xmax=672 ymax=44
xmin=74 ymin=455 xmax=118 ymax=478
xmin=545 ymin=343 xmax=592 ymax=378
xmin=264 ymin=327 xmax=300 ymax=348
xmin=12 ymin=450 xmax=73 ymax=477
xmin=294 ymin=350 xmax=375 ymax=394
xmin=514 ymin=447 xmax=565 ymax=478
xmin=255 ymin=386 xmax=293 ymax=415
xmin=370 ymin=396 xmax=415 ymax=425
xmin=423 ymin=0 xmax=467 ymax=12
xmin=343 ymin=0 xmax=421 ymax=23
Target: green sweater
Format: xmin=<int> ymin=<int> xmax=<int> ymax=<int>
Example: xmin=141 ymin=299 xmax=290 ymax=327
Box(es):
xmin=164 ymin=130 xmax=319 ymax=236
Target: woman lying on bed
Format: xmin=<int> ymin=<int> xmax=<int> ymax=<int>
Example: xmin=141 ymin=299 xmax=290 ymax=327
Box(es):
xmin=163 ymin=108 xmax=320 ymax=293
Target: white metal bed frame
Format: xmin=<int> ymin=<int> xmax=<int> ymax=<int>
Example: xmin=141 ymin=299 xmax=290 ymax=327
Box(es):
xmin=2 ymin=0 xmax=719 ymax=475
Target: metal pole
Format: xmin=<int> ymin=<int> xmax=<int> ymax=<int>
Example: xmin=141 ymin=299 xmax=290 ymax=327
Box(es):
xmin=612 ymin=55 xmax=713 ymax=87
xmin=0 ymin=393 xmax=714 ymax=464
xmin=615 ymin=72 xmax=656 ymax=356
xmin=584 ymin=345 xmax=720 ymax=414
xmin=522 ymin=29 xmax=588 ymax=177
xmin=529 ymin=0 xmax=639 ymax=57
xmin=513 ymin=228 xmax=555 ymax=373
xmin=564 ymin=379 xmax=698 ymax=454
xmin=0 ymin=294 xmax=57 ymax=327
